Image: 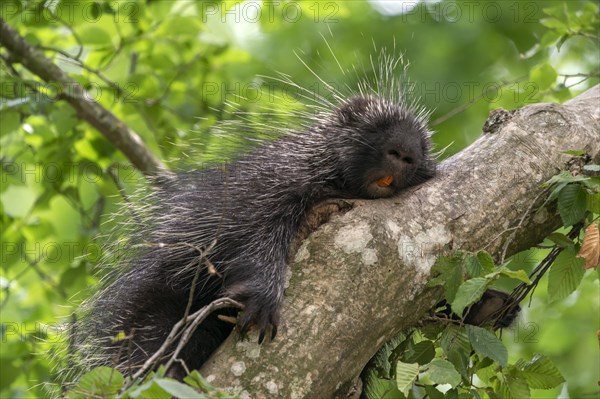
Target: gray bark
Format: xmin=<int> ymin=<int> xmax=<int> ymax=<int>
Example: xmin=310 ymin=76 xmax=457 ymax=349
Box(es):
xmin=200 ymin=85 xmax=600 ymax=398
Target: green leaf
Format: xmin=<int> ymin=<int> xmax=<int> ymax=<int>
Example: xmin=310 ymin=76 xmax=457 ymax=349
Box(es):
xmin=529 ymin=63 xmax=558 ymax=91
xmin=0 ymin=358 xmax=20 ymax=391
xmin=499 ymin=268 xmax=531 ymax=284
xmin=466 ymin=251 xmax=495 ymax=278
xmin=0 ymin=185 xmax=36 ymax=218
xmin=475 ymin=362 xmax=497 ymax=385
xmin=477 ymin=251 xmax=496 ymax=272
xmin=552 ymin=84 xmax=572 ymax=102
xmin=543 ymin=171 xmax=588 ymax=186
xmin=126 ymin=379 xmax=171 ymax=399
xmin=587 ymin=192 xmax=600 ymax=214
xmin=467 ymin=325 xmax=508 ymax=368
xmin=548 ymin=249 xmax=585 ymax=302
xmin=67 ymin=366 xmax=123 ymax=399
xmin=584 ymin=164 xmax=600 ymax=173
xmin=153 ymin=378 xmax=205 ymax=398
xmin=428 ymin=254 xmax=465 ymax=303
xmin=425 ymin=359 xmax=462 ymax=388
xmin=451 ymin=278 xmax=490 ymax=316
xmin=78 ymin=26 xmax=114 ymax=47
xmin=424 ymin=385 xmax=444 ymax=399
xmin=546 ymin=232 xmax=574 ymax=248
xmin=519 ymin=355 xmax=565 ymax=389
xmin=183 ymin=370 xmax=216 ymax=390
xmin=465 ymin=255 xmax=484 ymax=278
xmin=440 ymin=326 xmax=470 ymax=379
xmin=403 ymin=340 xmax=435 ymax=365
xmin=583 ymin=177 xmax=600 ymax=194
xmin=441 ymin=326 xmax=471 ymax=355
xmin=421 ymin=323 xmax=443 ymax=340
xmin=443 ymin=388 xmax=459 ymax=399
xmin=539 ymin=17 xmax=568 ymax=34
xmin=539 ymin=31 xmax=562 ymax=48
xmin=395 ymin=361 xmax=419 ymax=397
xmin=498 ymin=372 xmax=531 ymax=399
xmin=558 ymin=184 xmax=587 ymax=226
xmin=0 ymin=111 xmax=20 ymax=135
xmin=364 ymin=374 xmax=404 ymax=399
xmin=561 ymin=150 xmax=587 ymax=156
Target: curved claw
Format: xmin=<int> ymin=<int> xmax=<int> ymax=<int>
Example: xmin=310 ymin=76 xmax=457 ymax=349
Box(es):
xmin=271 ymin=324 xmax=278 ymax=341
xmin=235 ymin=296 xmax=281 ymax=344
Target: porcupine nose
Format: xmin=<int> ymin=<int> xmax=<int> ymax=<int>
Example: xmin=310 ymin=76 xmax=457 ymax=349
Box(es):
xmin=386 ymin=148 xmax=415 ymax=165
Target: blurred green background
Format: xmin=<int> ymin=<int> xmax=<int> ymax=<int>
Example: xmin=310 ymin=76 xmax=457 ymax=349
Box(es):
xmin=0 ymin=0 xmax=598 ymax=398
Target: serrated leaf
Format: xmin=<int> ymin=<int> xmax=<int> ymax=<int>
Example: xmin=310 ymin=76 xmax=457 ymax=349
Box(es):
xmin=153 ymin=378 xmax=205 ymax=398
xmin=429 ymin=255 xmax=464 ymax=303
xmin=577 ymin=223 xmax=600 ymax=269
xmin=451 ymin=278 xmax=490 ymax=316
xmin=426 ymin=359 xmax=462 ymax=388
xmin=477 ymin=251 xmax=496 ymax=271
xmin=364 ymin=374 xmax=404 ymax=399
xmin=548 ymin=249 xmax=585 ymax=302
xmin=183 ymin=370 xmax=215 ymax=390
xmin=558 ymin=184 xmax=587 ymax=226
xmin=499 ymin=268 xmax=531 ymax=284
xmin=403 ymin=340 xmax=435 ymax=365
xmin=519 ymin=354 xmax=565 ymax=389
xmin=127 ymin=380 xmax=171 ymax=399
xmin=543 ymin=171 xmax=588 ymax=186
xmin=425 ymin=385 xmax=444 ymax=399
xmin=395 ymin=361 xmax=419 ymax=397
xmin=498 ymin=372 xmax=531 ymax=399
xmin=476 ymin=362 xmax=497 ymax=385
xmin=67 ymin=366 xmax=123 ymax=399
xmin=421 ymin=323 xmax=443 ymax=340
xmin=440 ymin=326 xmax=471 ymax=378
xmin=587 ymin=192 xmax=600 ymax=214
xmin=466 ymin=252 xmax=495 ymax=278
xmin=467 ymin=325 xmax=508 ymax=368
xmin=547 ymin=232 xmax=574 ymax=248
xmin=465 ymin=255 xmax=484 ymax=278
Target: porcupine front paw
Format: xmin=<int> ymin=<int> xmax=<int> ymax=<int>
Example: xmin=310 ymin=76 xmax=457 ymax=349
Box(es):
xmin=230 ymin=286 xmax=281 ymax=344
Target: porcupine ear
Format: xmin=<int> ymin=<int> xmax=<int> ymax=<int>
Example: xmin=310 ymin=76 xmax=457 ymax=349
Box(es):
xmin=334 ymin=96 xmax=371 ymax=125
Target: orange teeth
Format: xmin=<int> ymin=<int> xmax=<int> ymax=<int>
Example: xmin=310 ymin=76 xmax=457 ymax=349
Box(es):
xmin=376 ymin=175 xmax=394 ymax=187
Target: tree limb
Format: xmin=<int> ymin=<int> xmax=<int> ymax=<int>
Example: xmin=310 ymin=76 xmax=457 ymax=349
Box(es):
xmin=200 ymin=85 xmax=600 ymax=397
xmin=0 ymin=18 xmax=166 ymax=177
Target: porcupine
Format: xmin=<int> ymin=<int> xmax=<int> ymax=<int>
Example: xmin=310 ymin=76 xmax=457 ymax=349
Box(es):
xmin=73 ymin=54 xmax=437 ymax=380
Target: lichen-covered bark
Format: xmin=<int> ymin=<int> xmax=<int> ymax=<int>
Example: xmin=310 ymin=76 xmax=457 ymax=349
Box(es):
xmin=201 ymin=87 xmax=600 ymax=398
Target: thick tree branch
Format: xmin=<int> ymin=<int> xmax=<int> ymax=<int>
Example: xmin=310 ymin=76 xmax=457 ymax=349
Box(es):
xmin=201 ymin=85 xmax=600 ymax=397
xmin=0 ymin=18 xmax=166 ymax=177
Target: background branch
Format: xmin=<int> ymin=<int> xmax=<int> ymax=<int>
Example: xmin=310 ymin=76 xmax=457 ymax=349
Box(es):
xmin=0 ymin=18 xmax=166 ymax=177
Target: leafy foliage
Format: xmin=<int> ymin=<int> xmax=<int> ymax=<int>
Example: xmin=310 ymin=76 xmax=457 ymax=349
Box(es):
xmin=365 ymin=159 xmax=599 ymax=398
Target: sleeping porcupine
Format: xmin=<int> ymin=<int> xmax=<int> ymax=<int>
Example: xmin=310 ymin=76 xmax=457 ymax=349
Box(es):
xmin=76 ymin=78 xmax=436 ymax=380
